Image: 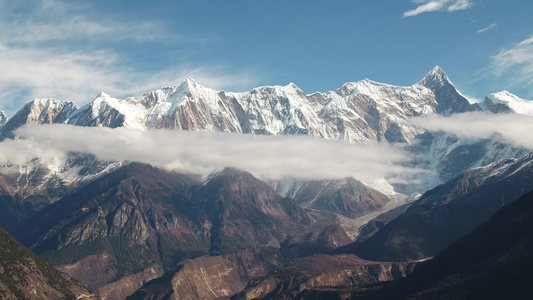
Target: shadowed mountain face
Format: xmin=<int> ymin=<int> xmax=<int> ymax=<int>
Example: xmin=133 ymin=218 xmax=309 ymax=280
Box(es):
xmin=0 ymin=227 xmax=97 ymax=300
xmin=18 ymin=163 xmax=204 ymax=297
xmin=15 ymin=164 xmax=351 ymax=299
xmin=350 ymin=189 xmax=533 ymax=300
xmin=189 ymin=168 xmax=313 ymax=255
xmin=353 ymin=154 xmax=533 ymax=262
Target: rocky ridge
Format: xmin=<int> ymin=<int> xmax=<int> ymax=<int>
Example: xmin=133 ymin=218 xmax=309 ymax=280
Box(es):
xmin=0 ymin=227 xmax=97 ymax=300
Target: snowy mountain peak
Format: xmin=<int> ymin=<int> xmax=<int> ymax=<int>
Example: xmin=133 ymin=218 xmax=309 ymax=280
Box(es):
xmin=0 ymin=98 xmax=78 ymax=140
xmin=95 ymin=91 xmax=113 ymax=99
xmin=179 ymin=77 xmax=202 ymax=91
xmin=287 ymin=82 xmax=302 ymax=91
xmin=184 ymin=76 xmax=197 ymax=85
xmin=419 ymin=65 xmax=451 ymax=87
xmin=26 ymin=98 xmax=76 ymax=123
xmin=417 ymin=66 xmax=477 ymax=115
xmin=485 ymin=91 xmax=533 ymax=116
xmin=430 ymin=65 xmax=445 ymax=75
xmin=489 ymin=91 xmax=523 ymax=102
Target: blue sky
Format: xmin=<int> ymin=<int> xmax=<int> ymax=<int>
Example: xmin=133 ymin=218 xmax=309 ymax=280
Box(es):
xmin=1 ymin=0 xmax=532 ymax=116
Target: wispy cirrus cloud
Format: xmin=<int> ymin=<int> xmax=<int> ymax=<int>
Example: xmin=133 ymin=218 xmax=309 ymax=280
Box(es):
xmin=403 ymin=0 xmax=475 ymax=17
xmin=1 ymin=125 xmax=421 ymax=182
xmin=0 ymin=0 xmax=257 ymax=113
xmin=490 ymin=36 xmax=533 ymax=88
xmin=476 ymin=23 xmax=497 ymax=34
xmin=0 ymin=44 xmax=256 ymax=106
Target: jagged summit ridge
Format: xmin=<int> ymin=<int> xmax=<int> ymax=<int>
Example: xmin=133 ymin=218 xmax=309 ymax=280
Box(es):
xmin=0 ymin=98 xmax=77 ymax=139
xmin=2 ymin=66 xmax=463 ymax=144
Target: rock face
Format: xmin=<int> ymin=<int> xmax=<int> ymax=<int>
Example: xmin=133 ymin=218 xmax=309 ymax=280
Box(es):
xmin=233 ymin=254 xmax=416 ymax=300
xmin=129 ymin=247 xmax=288 ymax=300
xmin=353 ymin=154 xmax=533 ymax=261
xmin=0 ymin=227 xmax=97 ymax=300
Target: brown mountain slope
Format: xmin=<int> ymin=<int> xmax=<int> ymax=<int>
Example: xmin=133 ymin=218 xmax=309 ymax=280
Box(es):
xmin=0 ymin=227 xmax=97 ymax=300
xmin=18 ymin=164 xmax=351 ymax=299
xmin=18 ymin=163 xmax=204 ymax=298
xmin=233 ymin=254 xmax=415 ymax=300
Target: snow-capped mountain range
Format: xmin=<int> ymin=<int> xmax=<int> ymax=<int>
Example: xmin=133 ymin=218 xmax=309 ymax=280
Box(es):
xmin=0 ymin=66 xmax=531 ymax=200
xmin=0 ymin=66 xmax=470 ymax=141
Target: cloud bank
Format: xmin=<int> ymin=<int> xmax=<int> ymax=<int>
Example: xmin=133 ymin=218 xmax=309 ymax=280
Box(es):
xmin=410 ymin=111 xmax=533 ymax=150
xmin=0 ymin=125 xmax=419 ymax=181
xmin=403 ymin=0 xmax=474 ymax=17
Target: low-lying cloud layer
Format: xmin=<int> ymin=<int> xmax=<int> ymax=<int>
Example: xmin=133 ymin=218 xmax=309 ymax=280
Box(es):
xmin=0 ymin=125 xmax=419 ymax=181
xmin=411 ymin=111 xmax=533 ymax=150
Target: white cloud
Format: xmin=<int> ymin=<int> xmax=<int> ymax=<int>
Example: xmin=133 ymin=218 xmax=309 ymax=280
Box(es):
xmin=476 ymin=23 xmax=497 ymax=34
xmin=2 ymin=125 xmax=421 ymax=182
xmin=0 ymin=44 xmax=256 ymax=106
xmin=0 ymin=0 xmax=257 ymax=111
xmin=410 ymin=111 xmax=533 ymax=150
xmin=491 ymin=36 xmax=533 ymax=87
xmin=403 ymin=0 xmax=474 ymax=17
xmin=447 ymin=0 xmax=473 ymax=11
